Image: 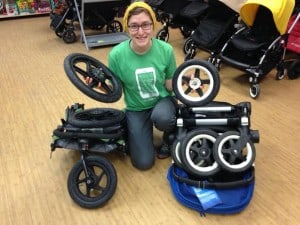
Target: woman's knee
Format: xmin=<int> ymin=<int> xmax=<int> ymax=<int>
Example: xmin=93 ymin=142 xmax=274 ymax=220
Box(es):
xmin=131 ymin=156 xmax=154 ymax=170
xmin=151 ymin=97 xmax=177 ymax=131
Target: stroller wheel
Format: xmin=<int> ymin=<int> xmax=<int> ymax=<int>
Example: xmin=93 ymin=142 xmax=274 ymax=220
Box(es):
xmin=106 ymin=20 xmax=123 ymax=33
xmin=213 ymin=131 xmax=256 ymax=173
xmin=68 ymin=108 xmax=125 ymax=128
xmin=64 ymin=53 xmax=122 ymax=103
xmin=183 ymin=37 xmax=194 ymax=55
xmin=67 ymin=156 xmax=117 ymax=209
xmin=156 ymin=28 xmax=169 ymax=42
xmin=287 ymin=60 xmax=300 ymax=79
xmin=249 ymin=84 xmax=260 ymax=99
xmin=275 ymin=69 xmax=286 ymax=80
xmin=62 ymin=29 xmax=76 ymax=44
xmin=171 ymin=140 xmax=184 ymax=168
xmin=173 ymin=59 xmax=220 ymax=106
xmin=179 ymin=26 xmax=193 ymax=38
xmin=180 ymin=129 xmax=220 ymax=177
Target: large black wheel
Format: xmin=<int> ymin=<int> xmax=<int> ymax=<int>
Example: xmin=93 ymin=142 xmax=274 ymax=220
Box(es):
xmin=173 ymin=59 xmax=220 ymax=106
xmin=64 ymin=53 xmax=122 ymax=103
xmin=287 ymin=60 xmax=300 ymax=79
xmin=67 ymin=156 xmax=117 ymax=209
xmin=62 ymin=29 xmax=76 ymax=43
xmin=180 ymin=129 xmax=220 ymax=177
xmin=68 ymin=108 xmax=125 ymax=128
xmin=213 ymin=131 xmax=256 ymax=173
xmin=156 ymin=28 xmax=169 ymax=42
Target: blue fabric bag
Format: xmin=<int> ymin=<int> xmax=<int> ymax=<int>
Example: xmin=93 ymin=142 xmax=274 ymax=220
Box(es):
xmin=167 ymin=164 xmax=255 ymax=216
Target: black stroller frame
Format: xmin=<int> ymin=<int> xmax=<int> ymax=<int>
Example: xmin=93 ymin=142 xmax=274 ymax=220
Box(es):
xmin=50 ymin=54 xmax=259 ymax=209
xmin=183 ymin=0 xmax=239 ymax=62
xmin=50 ymin=0 xmax=129 ymax=44
xmin=214 ymin=1 xmax=295 ymax=98
xmin=146 ymin=0 xmax=210 ymax=42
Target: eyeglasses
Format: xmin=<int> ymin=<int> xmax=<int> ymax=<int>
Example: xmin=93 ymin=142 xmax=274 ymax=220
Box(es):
xmin=128 ymin=22 xmax=153 ymax=32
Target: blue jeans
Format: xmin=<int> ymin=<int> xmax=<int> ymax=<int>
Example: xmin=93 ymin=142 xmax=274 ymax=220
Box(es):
xmin=125 ymin=97 xmax=177 ymax=170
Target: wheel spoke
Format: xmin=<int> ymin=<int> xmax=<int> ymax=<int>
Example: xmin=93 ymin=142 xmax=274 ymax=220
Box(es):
xmin=184 ymin=86 xmax=193 ymax=95
xmin=194 ymin=68 xmax=200 ymax=78
xmin=73 ymin=64 xmax=89 ymax=78
xmin=201 ymin=78 xmax=210 ymax=85
xmin=228 ymin=154 xmax=237 ymax=164
xmin=101 ymin=82 xmax=113 ymax=94
xmin=221 ymin=147 xmax=232 ymax=155
xmin=182 ymin=75 xmax=190 ymax=83
xmin=196 ymin=87 xmax=204 ymax=97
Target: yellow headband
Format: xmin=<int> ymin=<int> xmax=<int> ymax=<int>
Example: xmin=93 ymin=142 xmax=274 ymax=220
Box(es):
xmin=123 ymin=1 xmax=157 ymax=32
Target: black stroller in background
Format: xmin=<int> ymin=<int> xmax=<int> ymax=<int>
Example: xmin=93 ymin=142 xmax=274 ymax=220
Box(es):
xmin=183 ymin=0 xmax=239 ymax=62
xmin=50 ymin=0 xmax=130 ymax=43
xmin=146 ymin=0 xmax=210 ymax=42
xmin=215 ymin=0 xmax=295 ymax=98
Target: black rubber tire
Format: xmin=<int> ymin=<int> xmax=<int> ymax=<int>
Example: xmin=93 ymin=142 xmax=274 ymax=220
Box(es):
xmin=68 ymin=108 xmax=125 ymax=128
xmin=171 ymin=140 xmax=184 ymax=168
xmin=179 ymin=26 xmax=192 ymax=38
xmin=64 ymin=53 xmax=122 ymax=103
xmin=183 ymin=37 xmax=194 ymax=55
xmin=287 ymin=60 xmax=300 ymax=79
xmin=173 ymin=59 xmax=220 ymax=106
xmin=62 ymin=29 xmax=76 ymax=43
xmin=213 ymin=131 xmax=256 ymax=173
xmin=156 ymin=28 xmax=169 ymax=42
xmin=249 ymin=84 xmax=260 ymax=99
xmin=67 ymin=156 xmax=117 ymax=209
xmin=180 ymin=128 xmax=220 ymax=177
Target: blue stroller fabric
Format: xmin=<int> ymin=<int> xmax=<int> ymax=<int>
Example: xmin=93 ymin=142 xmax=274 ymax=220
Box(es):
xmin=167 ymin=164 xmax=255 ymax=216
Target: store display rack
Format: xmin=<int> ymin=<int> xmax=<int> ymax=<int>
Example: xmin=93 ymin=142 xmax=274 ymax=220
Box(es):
xmin=0 ymin=0 xmax=53 ymax=19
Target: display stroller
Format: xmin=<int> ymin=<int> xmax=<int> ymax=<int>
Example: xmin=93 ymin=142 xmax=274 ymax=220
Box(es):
xmin=50 ymin=0 xmax=129 ymax=43
xmin=146 ymin=0 xmax=210 ymax=42
xmin=183 ymin=0 xmax=239 ymax=62
xmin=50 ymin=53 xmax=259 ymax=209
xmin=215 ymin=0 xmax=295 ymax=98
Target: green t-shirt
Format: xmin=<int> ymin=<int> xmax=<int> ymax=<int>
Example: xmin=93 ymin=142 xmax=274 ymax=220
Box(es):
xmin=108 ymin=38 xmax=177 ymax=111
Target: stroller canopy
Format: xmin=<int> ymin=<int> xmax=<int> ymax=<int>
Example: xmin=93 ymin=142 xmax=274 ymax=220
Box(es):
xmin=240 ymin=0 xmax=295 ymax=35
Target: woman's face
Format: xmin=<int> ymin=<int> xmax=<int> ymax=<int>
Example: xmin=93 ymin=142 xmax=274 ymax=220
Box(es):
xmin=127 ymin=11 xmax=153 ymax=51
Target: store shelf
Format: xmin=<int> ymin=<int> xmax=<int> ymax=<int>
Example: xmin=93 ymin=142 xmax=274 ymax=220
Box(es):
xmin=0 ymin=0 xmax=53 ymax=20
xmin=0 ymin=12 xmax=49 ymax=19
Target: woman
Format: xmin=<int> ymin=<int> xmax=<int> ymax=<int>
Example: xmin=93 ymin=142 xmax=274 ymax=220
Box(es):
xmin=108 ymin=1 xmax=177 ymax=170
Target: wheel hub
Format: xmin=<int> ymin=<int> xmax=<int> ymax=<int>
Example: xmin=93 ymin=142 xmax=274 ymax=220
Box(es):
xmin=189 ymin=77 xmax=201 ymax=90
xmin=199 ymin=148 xmax=210 ymax=158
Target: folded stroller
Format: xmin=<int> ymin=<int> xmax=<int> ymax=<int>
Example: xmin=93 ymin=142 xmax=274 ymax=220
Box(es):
xmin=183 ymin=0 xmax=239 ymax=61
xmin=146 ymin=0 xmax=209 ymax=42
xmin=216 ymin=0 xmax=295 ymax=98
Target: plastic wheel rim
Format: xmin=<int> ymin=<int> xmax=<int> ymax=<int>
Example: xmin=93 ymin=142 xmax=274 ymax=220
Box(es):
xmin=216 ymin=134 xmax=253 ymax=170
xmin=184 ymin=133 xmax=218 ymax=173
xmin=176 ymin=65 xmax=215 ymax=103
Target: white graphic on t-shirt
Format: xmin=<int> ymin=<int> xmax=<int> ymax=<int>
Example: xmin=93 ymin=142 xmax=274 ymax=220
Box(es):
xmin=135 ymin=67 xmax=159 ymax=99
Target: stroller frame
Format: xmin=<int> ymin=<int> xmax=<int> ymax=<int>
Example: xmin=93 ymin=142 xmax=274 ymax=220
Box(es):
xmin=215 ymin=0 xmax=295 ymax=99
xmin=147 ymin=0 xmax=209 ymax=42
